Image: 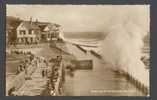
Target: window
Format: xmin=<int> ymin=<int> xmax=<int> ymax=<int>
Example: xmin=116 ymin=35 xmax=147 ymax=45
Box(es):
xmin=20 ymin=30 xmax=26 ymax=35
xmin=29 ymin=30 xmax=32 ymax=35
xmin=53 ymin=32 xmax=58 ymax=37
xmin=21 ymin=38 xmax=24 ymax=42
xmin=54 ymin=33 xmax=56 ymax=37
xmin=48 ymin=34 xmax=51 ymax=38
xmin=31 ymin=37 xmax=33 ymax=42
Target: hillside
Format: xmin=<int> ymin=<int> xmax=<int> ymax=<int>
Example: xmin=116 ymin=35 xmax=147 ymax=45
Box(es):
xmin=6 ymin=16 xmax=22 ymax=29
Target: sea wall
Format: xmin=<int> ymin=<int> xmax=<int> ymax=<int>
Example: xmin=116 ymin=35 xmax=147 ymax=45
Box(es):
xmin=120 ymin=64 xmax=149 ymax=95
xmin=90 ymin=49 xmax=149 ymax=95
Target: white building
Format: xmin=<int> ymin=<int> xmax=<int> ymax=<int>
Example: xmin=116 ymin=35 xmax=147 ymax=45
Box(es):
xmin=16 ymin=21 xmax=41 ymax=44
xmin=39 ymin=23 xmax=62 ymax=42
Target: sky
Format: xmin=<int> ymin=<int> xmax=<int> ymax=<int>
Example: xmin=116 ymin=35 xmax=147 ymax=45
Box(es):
xmin=7 ymin=5 xmax=149 ymax=32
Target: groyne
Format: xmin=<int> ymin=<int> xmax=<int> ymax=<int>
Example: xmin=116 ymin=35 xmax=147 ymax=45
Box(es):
xmin=75 ymin=45 xmax=87 ymax=53
xmin=90 ymin=50 xmax=102 ymax=59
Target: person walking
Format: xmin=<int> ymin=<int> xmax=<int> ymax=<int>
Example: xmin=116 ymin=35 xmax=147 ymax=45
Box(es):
xmin=42 ymin=69 xmax=45 ymax=77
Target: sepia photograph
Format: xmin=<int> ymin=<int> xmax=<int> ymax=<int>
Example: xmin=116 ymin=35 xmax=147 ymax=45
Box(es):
xmin=6 ymin=5 xmax=150 ymax=96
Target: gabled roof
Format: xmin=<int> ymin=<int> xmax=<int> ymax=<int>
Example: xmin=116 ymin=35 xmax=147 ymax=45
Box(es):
xmin=38 ymin=22 xmax=60 ymax=32
xmin=20 ymin=21 xmax=40 ymax=30
xmin=36 ymin=22 xmax=52 ymax=31
xmin=18 ymin=20 xmax=61 ymax=31
xmin=38 ymin=25 xmax=47 ymax=31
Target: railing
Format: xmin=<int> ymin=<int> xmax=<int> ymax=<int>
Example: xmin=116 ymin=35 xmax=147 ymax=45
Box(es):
xmin=54 ymin=63 xmax=64 ymax=95
xmin=41 ymin=57 xmax=65 ymax=96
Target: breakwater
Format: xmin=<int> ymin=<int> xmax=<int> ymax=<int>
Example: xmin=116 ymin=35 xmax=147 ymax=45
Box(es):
xmin=75 ymin=45 xmax=87 ymax=53
xmin=74 ymin=44 xmax=102 ymax=59
xmin=90 ymin=50 xmax=102 ymax=59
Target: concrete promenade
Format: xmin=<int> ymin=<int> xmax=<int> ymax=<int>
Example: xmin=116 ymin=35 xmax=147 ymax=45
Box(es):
xmin=13 ymin=58 xmax=48 ymax=96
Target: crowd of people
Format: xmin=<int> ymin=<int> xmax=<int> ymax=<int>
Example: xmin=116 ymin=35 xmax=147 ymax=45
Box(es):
xmin=8 ymin=49 xmax=66 ymax=96
xmin=8 ymin=50 xmax=49 ymax=96
xmin=46 ymin=55 xmax=65 ymax=96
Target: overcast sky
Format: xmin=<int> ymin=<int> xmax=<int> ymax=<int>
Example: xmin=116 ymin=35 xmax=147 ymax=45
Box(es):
xmin=7 ymin=5 xmax=149 ymax=32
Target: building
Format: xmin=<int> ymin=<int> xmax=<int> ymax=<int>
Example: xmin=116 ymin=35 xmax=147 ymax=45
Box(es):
xmin=39 ymin=22 xmax=62 ymax=42
xmin=6 ymin=16 xmax=63 ymax=45
xmin=16 ymin=20 xmax=41 ymax=44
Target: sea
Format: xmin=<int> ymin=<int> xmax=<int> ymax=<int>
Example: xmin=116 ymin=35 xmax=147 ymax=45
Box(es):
xmin=63 ymin=32 xmax=150 ymax=69
xmin=62 ymin=32 xmax=147 ymax=96
xmin=63 ymin=32 xmax=104 ymax=54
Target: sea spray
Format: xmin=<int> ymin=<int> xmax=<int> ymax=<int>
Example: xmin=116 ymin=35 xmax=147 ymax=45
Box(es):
xmin=100 ymin=21 xmax=148 ymax=73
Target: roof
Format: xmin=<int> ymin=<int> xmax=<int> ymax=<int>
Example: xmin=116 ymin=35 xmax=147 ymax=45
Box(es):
xmin=20 ymin=21 xmax=40 ymax=30
xmin=38 ymin=23 xmax=60 ymax=32
xmin=19 ymin=20 xmax=61 ymax=31
xmin=37 ymin=21 xmax=61 ymax=27
xmin=6 ymin=16 xmax=61 ymax=31
xmin=38 ymin=24 xmax=47 ymax=31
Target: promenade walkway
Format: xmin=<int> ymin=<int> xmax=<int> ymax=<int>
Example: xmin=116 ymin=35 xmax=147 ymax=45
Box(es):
xmin=13 ymin=57 xmax=48 ymax=96
xmin=10 ymin=44 xmax=68 ymax=96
